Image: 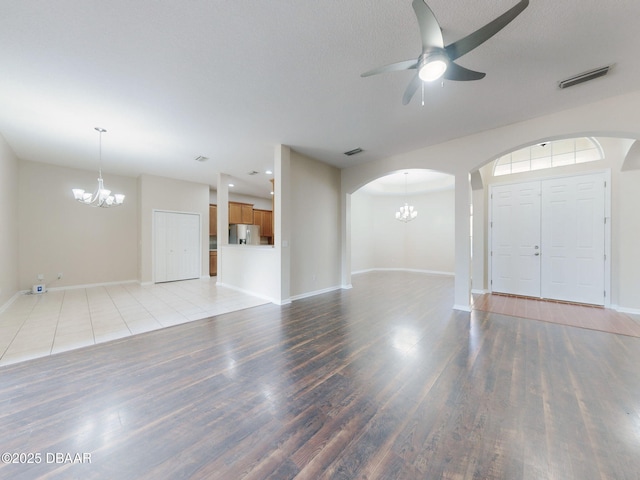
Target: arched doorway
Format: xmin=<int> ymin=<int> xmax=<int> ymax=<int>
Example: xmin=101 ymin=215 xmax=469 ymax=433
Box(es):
xmin=349 ymin=169 xmax=455 ymax=276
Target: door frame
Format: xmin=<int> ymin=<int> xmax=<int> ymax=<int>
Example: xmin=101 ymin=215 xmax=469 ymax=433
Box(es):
xmin=488 ymin=169 xmax=611 ymax=307
xmin=152 ymin=209 xmax=202 ymax=284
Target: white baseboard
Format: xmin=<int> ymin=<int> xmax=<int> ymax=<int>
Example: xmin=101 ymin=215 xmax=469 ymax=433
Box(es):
xmin=471 ymin=289 xmax=490 ymax=295
xmin=614 ymin=305 xmax=640 ymax=315
xmin=290 ymin=285 xmax=342 ymax=302
xmin=0 ymin=290 xmax=23 ymax=314
xmin=351 ymin=268 xmax=376 ymax=275
xmin=46 ymin=279 xmax=139 ymax=292
xmin=215 ymin=281 xmax=279 ymax=305
xmin=352 ymin=268 xmax=455 ymax=277
xmin=453 ymin=304 xmax=472 ymax=312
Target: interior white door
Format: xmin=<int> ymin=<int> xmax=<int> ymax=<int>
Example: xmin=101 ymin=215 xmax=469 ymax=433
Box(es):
xmin=154 ymin=211 xmax=200 ymax=283
xmin=176 ymin=212 xmax=200 ymax=280
xmin=541 ymin=173 xmax=605 ymax=305
xmin=491 ymin=181 xmax=541 ymax=297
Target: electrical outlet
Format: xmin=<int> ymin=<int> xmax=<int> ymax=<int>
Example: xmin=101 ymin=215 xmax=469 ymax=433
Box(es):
xmin=57 ymin=273 xmax=63 ymax=280
xmin=37 ymin=274 xmax=44 ymax=280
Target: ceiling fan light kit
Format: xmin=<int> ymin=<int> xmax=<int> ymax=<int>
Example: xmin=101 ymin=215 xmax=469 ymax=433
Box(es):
xmin=361 ymin=0 xmax=529 ymax=104
xmin=418 ymin=52 xmax=448 ymax=82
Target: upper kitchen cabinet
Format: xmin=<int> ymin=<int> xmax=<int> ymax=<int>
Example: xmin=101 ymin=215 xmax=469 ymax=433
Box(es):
xmin=209 ymin=204 xmax=217 ymax=236
xmin=229 ymin=201 xmax=254 ymax=224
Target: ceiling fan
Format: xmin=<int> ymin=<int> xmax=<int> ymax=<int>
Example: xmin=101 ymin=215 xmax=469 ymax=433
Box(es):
xmin=361 ymin=0 xmax=529 ymax=105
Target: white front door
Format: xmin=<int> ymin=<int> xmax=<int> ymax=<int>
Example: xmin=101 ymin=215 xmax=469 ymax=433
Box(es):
xmin=490 ymin=173 xmax=606 ymax=306
xmin=541 ymin=173 xmax=605 ymax=305
xmin=491 ymin=181 xmax=541 ymax=297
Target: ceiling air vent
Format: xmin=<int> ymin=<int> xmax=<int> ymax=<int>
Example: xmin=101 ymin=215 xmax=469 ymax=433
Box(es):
xmin=247 ymin=170 xmax=259 ymax=175
xmin=558 ymin=65 xmax=612 ymax=89
xmin=344 ymin=148 xmax=363 ymax=156
xmin=194 ymin=155 xmax=209 ymax=162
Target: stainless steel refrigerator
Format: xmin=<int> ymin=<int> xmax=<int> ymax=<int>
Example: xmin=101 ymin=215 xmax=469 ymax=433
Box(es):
xmin=229 ymin=224 xmax=261 ymax=245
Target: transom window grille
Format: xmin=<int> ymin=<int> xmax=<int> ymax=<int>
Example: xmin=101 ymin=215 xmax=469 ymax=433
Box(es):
xmin=493 ymin=137 xmax=604 ymax=176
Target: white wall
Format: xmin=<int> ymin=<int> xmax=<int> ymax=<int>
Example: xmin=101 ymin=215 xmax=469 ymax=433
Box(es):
xmin=139 ymin=174 xmax=210 ymax=283
xmin=217 ymin=245 xmax=279 ymax=302
xmin=350 ymin=192 xmax=375 ymax=272
xmin=289 ymin=150 xmax=341 ymax=298
xmin=351 ymin=189 xmax=455 ymax=275
xmin=0 ymin=134 xmax=19 ymax=307
xmin=618 ymin=169 xmax=640 ymax=311
xmin=18 ymin=160 xmax=138 ymax=290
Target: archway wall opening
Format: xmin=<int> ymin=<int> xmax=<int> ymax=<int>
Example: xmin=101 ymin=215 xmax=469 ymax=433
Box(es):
xmin=350 ymin=169 xmax=455 ymax=276
xmin=341 ymin=89 xmax=640 ymax=312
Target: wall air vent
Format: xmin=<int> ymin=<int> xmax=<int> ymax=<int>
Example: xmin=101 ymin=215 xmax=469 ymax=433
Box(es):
xmin=558 ymin=65 xmax=612 ymax=89
xmin=344 ymin=148 xmax=363 ymax=156
xmin=194 ymin=156 xmax=209 ymax=162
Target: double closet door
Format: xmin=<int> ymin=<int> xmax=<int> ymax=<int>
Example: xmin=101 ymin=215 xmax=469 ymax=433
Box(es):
xmin=490 ymin=172 xmax=606 ymax=305
xmin=154 ymin=211 xmax=201 ymax=283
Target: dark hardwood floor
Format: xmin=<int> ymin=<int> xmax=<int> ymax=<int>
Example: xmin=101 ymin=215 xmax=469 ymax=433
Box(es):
xmin=1 ymin=271 xmax=639 ymax=479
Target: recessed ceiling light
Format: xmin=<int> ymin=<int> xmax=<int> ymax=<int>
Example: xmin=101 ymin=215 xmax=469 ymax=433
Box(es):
xmin=265 ymin=170 xmax=273 ymax=175
xmin=270 ymin=191 xmax=274 ymax=195
xmin=228 ymin=183 xmax=234 ymax=187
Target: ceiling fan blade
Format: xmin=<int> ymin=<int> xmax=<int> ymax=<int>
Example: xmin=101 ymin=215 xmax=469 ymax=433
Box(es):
xmin=412 ymin=0 xmax=444 ymax=51
xmin=402 ymin=73 xmax=421 ymax=105
xmin=444 ymin=62 xmax=486 ymax=81
xmin=361 ymin=59 xmax=418 ymax=78
xmin=445 ymin=0 xmax=529 ymax=61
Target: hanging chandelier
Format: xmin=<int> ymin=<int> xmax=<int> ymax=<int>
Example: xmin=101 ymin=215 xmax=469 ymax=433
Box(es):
xmin=395 ymin=172 xmax=418 ymax=222
xmin=71 ymin=127 xmax=125 ymax=208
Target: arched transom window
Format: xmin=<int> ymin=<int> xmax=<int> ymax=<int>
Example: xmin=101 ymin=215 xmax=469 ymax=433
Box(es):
xmin=493 ymin=137 xmax=604 ymax=176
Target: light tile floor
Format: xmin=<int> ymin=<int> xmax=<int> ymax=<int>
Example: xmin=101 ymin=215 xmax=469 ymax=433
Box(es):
xmin=0 ymin=278 xmax=269 ymax=366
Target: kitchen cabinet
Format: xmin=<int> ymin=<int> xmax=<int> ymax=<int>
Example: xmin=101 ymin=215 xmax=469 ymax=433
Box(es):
xmin=209 ymin=251 xmax=217 ymax=276
xmin=229 ymin=201 xmax=253 ymax=224
xmin=253 ymin=210 xmax=263 ymax=229
xmin=253 ymin=209 xmax=273 ymax=239
xmin=209 ymin=204 xmax=217 ymax=236
xmin=263 ymin=210 xmax=273 ymax=238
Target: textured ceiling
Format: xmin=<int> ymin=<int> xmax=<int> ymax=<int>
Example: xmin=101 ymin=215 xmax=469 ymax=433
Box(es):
xmin=1 ymin=0 xmax=640 ymax=197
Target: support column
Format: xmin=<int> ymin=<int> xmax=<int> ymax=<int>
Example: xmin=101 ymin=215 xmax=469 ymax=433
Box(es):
xmin=274 ymin=145 xmax=291 ymax=304
xmin=454 ymin=172 xmax=472 ymax=311
xmin=216 ymin=173 xmax=230 ymax=246
xmin=341 ymin=191 xmax=352 ymax=288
